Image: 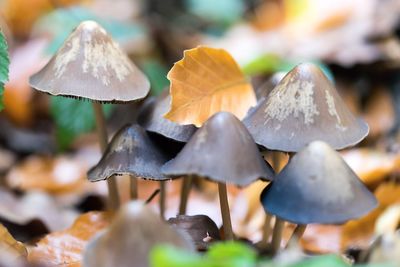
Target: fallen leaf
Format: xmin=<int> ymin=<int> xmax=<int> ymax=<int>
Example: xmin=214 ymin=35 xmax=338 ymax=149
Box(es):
xmin=6 ymin=155 xmax=88 ymax=194
xmin=375 ymin=204 xmax=400 ymax=235
xmin=0 ymin=189 xmax=78 ymax=238
xmin=28 ymin=211 xmax=110 ymax=267
xmin=0 ymin=223 xmax=27 ymax=260
xmin=341 ymin=182 xmax=400 ymax=250
xmin=342 ymin=148 xmax=400 ymax=186
xmin=164 ymin=46 xmax=256 ymax=127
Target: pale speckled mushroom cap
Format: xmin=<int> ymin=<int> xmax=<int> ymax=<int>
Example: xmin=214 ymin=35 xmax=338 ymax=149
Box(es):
xmin=83 ymin=202 xmax=192 ymax=267
xmin=87 ymin=124 xmax=170 ymax=181
xmin=244 ymin=63 xmax=369 ymax=152
xmin=162 ymin=112 xmax=274 ymax=186
xmin=29 ymin=20 xmax=150 ymax=102
xmin=137 ymin=90 xmax=197 ymax=142
xmin=261 ymin=141 xmax=377 ymax=224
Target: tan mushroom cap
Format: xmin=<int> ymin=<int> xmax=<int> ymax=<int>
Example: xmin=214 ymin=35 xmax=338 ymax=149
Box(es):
xmin=83 ymin=202 xmax=192 ymax=267
xmin=244 ymin=63 xmax=369 ymax=152
xmin=30 ymin=20 xmax=150 ymax=102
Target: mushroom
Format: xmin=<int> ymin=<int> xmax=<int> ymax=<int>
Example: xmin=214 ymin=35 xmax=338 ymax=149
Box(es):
xmin=83 ymin=201 xmax=192 ymax=267
xmin=29 ymin=20 xmax=150 ymax=210
xmin=244 ymin=63 xmax=369 ymax=152
xmin=88 ymin=124 xmax=170 ymax=216
xmin=137 ymin=90 xmax=197 ymax=215
xmin=243 ymin=63 xmax=369 ymax=250
xmin=162 ymin=112 xmax=274 ymax=240
xmin=168 ymin=215 xmax=221 ymax=251
xmin=261 ymin=141 xmax=377 ymax=253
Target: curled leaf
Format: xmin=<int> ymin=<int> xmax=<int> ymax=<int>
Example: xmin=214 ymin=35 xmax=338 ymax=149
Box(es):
xmin=164 ymin=46 xmax=256 ymax=127
xmin=0 ymin=223 xmax=27 ymax=260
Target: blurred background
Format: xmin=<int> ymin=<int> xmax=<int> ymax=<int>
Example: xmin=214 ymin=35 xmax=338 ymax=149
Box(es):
xmin=0 ymin=0 xmax=399 ymax=255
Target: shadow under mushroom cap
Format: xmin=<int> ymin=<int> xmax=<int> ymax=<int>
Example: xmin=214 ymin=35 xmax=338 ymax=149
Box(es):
xmin=244 ymin=63 xmax=369 ymax=152
xmin=29 ymin=20 xmax=150 ymax=103
xmin=83 ymin=202 xmax=192 ymax=267
xmin=87 ymin=124 xmax=170 ymax=182
xmin=137 ymin=90 xmax=197 ymax=143
xmin=162 ymin=112 xmax=274 ymax=186
xmin=261 ymin=141 xmax=377 ymax=225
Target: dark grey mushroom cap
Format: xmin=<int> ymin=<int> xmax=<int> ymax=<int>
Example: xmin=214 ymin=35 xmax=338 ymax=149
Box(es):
xmin=83 ymin=202 xmax=192 ymax=267
xmin=88 ymin=124 xmax=170 ymax=181
xmin=261 ymin=141 xmax=377 ymax=224
xmin=244 ymin=63 xmax=369 ymax=152
xmin=137 ymin=90 xmax=197 ymax=142
xmin=162 ymin=112 xmax=274 ymax=186
xmin=168 ymin=215 xmax=220 ymax=251
xmin=30 ymin=20 xmax=150 ymax=103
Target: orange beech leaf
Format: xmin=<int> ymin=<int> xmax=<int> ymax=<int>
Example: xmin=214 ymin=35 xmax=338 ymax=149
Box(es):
xmin=341 ymin=182 xmax=400 ymax=250
xmin=164 ymin=46 xmax=257 ymax=127
xmin=0 ymin=223 xmax=27 ymax=260
xmin=28 ymin=211 xmax=110 ymax=267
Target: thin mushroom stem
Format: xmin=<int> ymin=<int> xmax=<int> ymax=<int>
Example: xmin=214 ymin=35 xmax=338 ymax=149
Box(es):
xmin=261 ymin=151 xmax=281 ymax=246
xmin=218 ymin=182 xmax=234 ymax=240
xmin=271 ymin=218 xmax=284 ymax=254
xmin=159 ymin=181 xmax=166 ymax=219
xmin=261 ymin=213 xmax=273 ymax=246
xmin=178 ymin=175 xmax=193 ymax=215
xmin=130 ymin=177 xmax=138 ymax=200
xmin=92 ymin=102 xmax=120 ymax=210
xmin=286 ymin=224 xmax=307 ymax=248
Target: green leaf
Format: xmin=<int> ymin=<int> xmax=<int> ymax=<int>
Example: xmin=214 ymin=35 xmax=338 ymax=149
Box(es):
xmin=150 ymin=245 xmax=204 ymax=267
xmin=242 ymin=54 xmax=285 ymax=76
xmin=288 ymin=255 xmax=349 ymax=267
xmin=0 ymin=30 xmax=9 ymax=111
xmin=50 ymin=97 xmax=113 ymax=150
xmin=141 ymin=59 xmax=169 ymax=96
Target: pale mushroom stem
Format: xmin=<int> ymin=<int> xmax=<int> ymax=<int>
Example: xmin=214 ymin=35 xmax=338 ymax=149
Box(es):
xmin=92 ymin=102 xmax=120 ymax=210
xmin=271 ymin=218 xmax=284 ymax=254
xmin=218 ymin=182 xmax=234 ymax=240
xmin=286 ymin=224 xmax=307 ymax=248
xmin=262 ymin=151 xmax=281 ymax=246
xmin=178 ymin=175 xmax=193 ymax=215
xmin=130 ymin=177 xmax=138 ymax=200
xmin=159 ymin=181 xmax=166 ymax=219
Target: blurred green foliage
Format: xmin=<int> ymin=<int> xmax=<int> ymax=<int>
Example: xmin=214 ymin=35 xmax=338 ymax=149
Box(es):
xmin=151 ymin=242 xmax=396 ymax=267
xmin=0 ymin=31 xmax=9 ymax=111
xmin=50 ymin=97 xmax=113 ymax=150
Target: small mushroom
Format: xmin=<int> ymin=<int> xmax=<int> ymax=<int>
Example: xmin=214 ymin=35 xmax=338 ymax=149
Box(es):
xmin=88 ymin=124 xmax=170 ymax=215
xmin=83 ymin=201 xmax=192 ymax=267
xmin=168 ymin=215 xmax=221 ymax=251
xmin=162 ymin=112 xmax=274 ymax=240
xmin=261 ymin=141 xmax=377 ymax=253
xmin=137 ymin=89 xmax=197 ymax=143
xmin=244 ymin=63 xmax=369 ymax=152
xmin=137 ymin=90 xmax=198 ymax=216
xmin=29 ymin=20 xmax=150 ymax=210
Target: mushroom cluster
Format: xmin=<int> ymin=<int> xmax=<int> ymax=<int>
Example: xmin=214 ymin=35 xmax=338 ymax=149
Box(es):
xmin=29 ymin=23 xmax=377 ymax=258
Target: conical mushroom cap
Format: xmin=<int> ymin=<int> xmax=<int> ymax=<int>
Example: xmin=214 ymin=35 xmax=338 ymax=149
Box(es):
xmin=244 ymin=63 xmax=369 ymax=152
xmin=137 ymin=90 xmax=197 ymax=142
xmin=261 ymin=141 xmax=377 ymax=224
xmin=162 ymin=112 xmax=274 ymax=186
xmin=88 ymin=124 xmax=170 ymax=181
xmin=83 ymin=202 xmax=192 ymax=267
xmin=30 ymin=20 xmax=150 ymax=102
